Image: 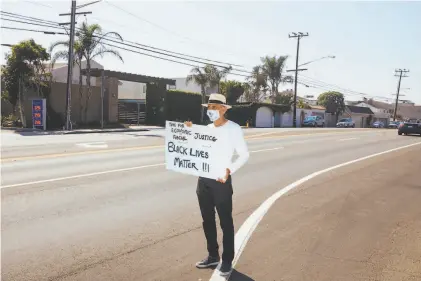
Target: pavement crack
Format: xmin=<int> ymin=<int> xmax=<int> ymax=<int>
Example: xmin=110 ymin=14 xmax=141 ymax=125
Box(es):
xmin=46 ymin=225 xmax=203 ymax=281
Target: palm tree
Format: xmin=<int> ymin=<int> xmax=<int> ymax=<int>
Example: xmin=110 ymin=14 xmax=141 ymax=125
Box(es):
xmin=49 ymin=21 xmax=124 ymax=123
xmin=186 ymin=66 xmax=209 ymax=123
xmin=78 ymin=22 xmax=123 ymax=123
xmin=260 ymin=55 xmax=292 ymax=103
xmin=49 ymin=41 xmax=85 ymax=121
xmin=245 ymin=65 xmax=268 ymax=102
xmin=206 ymin=65 xmax=232 ymax=93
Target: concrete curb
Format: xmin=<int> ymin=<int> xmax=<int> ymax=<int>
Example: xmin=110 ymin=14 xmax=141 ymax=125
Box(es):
xmin=60 ymin=128 xmax=150 ymax=134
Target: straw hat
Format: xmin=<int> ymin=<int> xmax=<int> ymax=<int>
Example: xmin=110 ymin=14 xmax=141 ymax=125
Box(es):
xmin=201 ymin=93 xmax=232 ymax=109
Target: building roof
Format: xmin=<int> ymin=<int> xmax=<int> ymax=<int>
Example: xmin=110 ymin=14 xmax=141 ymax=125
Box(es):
xmin=310 ymin=105 xmax=325 ymax=110
xmin=82 ymin=68 xmax=176 ymax=85
xmin=346 ymin=105 xmax=374 ymax=114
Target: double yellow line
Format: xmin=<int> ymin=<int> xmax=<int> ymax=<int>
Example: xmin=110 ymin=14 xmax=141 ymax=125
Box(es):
xmin=1 ymin=129 xmax=371 ymax=163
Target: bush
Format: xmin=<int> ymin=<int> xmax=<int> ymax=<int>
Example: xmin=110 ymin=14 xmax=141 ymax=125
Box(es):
xmin=164 ymin=90 xmax=202 ymax=124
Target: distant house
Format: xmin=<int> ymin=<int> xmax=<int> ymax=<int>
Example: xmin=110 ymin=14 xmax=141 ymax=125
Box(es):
xmin=355 ymin=101 xmax=390 ymax=125
xmin=340 ymin=105 xmax=374 ymax=128
xmin=367 ymin=99 xmax=421 ymax=121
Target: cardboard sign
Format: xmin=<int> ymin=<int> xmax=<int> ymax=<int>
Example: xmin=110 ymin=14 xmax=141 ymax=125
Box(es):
xmin=165 ymin=121 xmax=226 ymax=180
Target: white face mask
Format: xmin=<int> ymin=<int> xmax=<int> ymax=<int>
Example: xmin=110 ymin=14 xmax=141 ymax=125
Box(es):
xmin=207 ymin=110 xmax=220 ymax=122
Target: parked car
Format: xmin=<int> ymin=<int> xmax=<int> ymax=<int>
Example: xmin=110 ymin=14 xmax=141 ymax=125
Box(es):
xmin=388 ymin=121 xmax=401 ymax=129
xmin=372 ymin=121 xmax=385 ymax=128
xmin=398 ymin=122 xmax=421 ymax=136
xmin=336 ymin=118 xmax=355 ymax=128
xmin=302 ymin=115 xmax=324 ymax=127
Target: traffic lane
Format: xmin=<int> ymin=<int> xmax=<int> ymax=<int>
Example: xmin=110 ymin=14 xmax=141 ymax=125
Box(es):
xmin=50 ymin=138 xmax=421 ymax=281
xmin=1 ymin=134 xmax=418 ymax=281
xmin=0 ymin=130 xmax=386 ymax=187
xmin=235 ymin=145 xmax=421 ymax=281
xmin=0 ymin=128 xmax=378 ymax=160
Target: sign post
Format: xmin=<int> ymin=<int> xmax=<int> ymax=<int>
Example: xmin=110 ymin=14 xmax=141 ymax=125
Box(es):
xmin=32 ymin=99 xmax=47 ymax=130
xmin=165 ymin=121 xmax=226 ymax=180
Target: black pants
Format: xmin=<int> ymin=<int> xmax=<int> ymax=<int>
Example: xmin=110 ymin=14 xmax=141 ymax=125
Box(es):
xmin=196 ymin=176 xmax=234 ymax=263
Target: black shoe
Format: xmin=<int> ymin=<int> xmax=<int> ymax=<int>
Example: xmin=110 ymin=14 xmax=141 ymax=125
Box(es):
xmin=195 ymin=256 xmax=220 ymax=268
xmin=219 ymin=262 xmax=232 ymax=276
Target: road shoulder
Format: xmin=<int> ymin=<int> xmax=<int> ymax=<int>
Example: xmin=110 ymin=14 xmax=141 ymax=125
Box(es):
xmin=234 ymin=146 xmax=421 ymax=281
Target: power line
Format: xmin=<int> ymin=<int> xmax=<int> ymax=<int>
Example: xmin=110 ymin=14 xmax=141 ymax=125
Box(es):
xmin=3 ymin=10 xmax=397 ymax=103
xmin=0 ymin=11 xmax=58 ymax=25
xmin=102 ymin=0 xmax=252 ymax=64
xmin=0 ymin=26 xmax=68 ymax=35
xmin=1 ymin=10 xmax=247 ymax=69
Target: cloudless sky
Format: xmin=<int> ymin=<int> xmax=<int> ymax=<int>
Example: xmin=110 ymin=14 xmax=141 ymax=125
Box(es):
xmin=1 ymin=0 xmax=420 ymax=104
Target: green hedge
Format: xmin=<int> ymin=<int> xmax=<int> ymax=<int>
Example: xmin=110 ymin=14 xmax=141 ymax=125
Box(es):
xmin=163 ymin=92 xmax=290 ymax=127
xmin=164 ymin=90 xmax=203 ymax=124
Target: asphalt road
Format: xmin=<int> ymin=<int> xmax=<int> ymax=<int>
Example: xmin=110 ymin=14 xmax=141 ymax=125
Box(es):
xmin=1 ymin=128 xmax=420 ymax=281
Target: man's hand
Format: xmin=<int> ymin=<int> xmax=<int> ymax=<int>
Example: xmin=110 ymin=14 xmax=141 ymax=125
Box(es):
xmin=184 ymin=121 xmax=192 ymax=127
xmin=217 ymin=168 xmax=231 ymax=183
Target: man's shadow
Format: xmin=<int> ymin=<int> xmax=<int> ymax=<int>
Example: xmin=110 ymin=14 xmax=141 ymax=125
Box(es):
xmin=207 ymin=267 xmax=255 ymax=281
xmin=229 ymin=269 xmax=255 ymax=281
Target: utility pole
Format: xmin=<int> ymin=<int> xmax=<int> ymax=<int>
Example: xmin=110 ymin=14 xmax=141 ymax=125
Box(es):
xmin=60 ymin=0 xmax=76 ymax=130
xmin=59 ymin=1 xmax=93 ymax=130
xmin=288 ymin=32 xmax=309 ymax=128
xmin=392 ymin=69 xmax=409 ymax=121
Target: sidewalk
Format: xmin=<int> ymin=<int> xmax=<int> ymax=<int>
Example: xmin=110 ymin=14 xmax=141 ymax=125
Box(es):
xmin=1 ymin=125 xmax=163 ymax=135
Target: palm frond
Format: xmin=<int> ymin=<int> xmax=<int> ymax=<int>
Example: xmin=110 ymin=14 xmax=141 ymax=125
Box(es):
xmin=49 ymin=40 xmax=69 ymax=53
xmin=91 ymin=47 xmax=123 ymax=62
xmin=50 ymin=50 xmax=69 ymax=69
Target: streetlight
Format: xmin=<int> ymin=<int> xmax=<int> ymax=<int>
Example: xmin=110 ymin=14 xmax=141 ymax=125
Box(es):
xmin=298 ymin=55 xmax=335 ymax=67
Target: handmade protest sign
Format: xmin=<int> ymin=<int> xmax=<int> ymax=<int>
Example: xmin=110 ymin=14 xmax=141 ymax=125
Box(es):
xmin=165 ymin=121 xmax=226 ymax=180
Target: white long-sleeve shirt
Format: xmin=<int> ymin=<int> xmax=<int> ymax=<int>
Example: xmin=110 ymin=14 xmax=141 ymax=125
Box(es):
xmin=207 ymin=120 xmax=250 ymax=175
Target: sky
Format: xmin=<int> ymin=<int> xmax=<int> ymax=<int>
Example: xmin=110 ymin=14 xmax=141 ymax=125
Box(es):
xmin=1 ymin=0 xmax=420 ymax=104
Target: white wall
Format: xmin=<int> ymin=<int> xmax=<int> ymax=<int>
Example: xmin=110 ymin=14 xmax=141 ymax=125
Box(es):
xmin=118 ymin=81 xmax=147 ymax=100
xmin=49 ymin=60 xmax=104 ymax=86
xmin=170 ymin=77 xmax=218 ymax=94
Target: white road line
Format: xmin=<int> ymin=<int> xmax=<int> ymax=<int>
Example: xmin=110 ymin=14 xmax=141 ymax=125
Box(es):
xmin=250 ymin=147 xmax=283 ymax=153
xmin=76 ymin=142 xmax=108 ymax=149
xmin=0 ymin=163 xmax=165 ymax=189
xmin=338 ymin=137 xmax=359 ymax=141
xmin=0 ymin=146 xmax=286 ymax=189
xmin=209 ymin=141 xmax=421 ymax=280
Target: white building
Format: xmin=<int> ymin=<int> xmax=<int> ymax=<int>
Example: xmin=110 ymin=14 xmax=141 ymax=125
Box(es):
xmin=169 ymin=77 xmax=218 ymax=94
xmin=45 ymin=59 xmax=104 ymax=86
xmin=45 ymin=60 xmax=149 ymax=100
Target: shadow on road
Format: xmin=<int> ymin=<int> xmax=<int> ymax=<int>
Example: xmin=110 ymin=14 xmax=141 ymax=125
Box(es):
xmin=229 ymin=269 xmax=255 ymax=281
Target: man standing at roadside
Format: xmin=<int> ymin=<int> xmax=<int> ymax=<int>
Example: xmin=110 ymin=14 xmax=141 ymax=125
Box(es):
xmin=185 ymin=93 xmax=249 ymax=276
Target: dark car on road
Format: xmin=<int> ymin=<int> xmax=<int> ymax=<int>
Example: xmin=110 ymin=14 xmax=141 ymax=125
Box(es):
xmin=388 ymin=121 xmax=401 ymax=129
xmin=398 ymin=122 xmax=421 ymax=136
xmin=336 ymin=118 xmax=355 ymax=128
xmin=372 ymin=121 xmax=385 ymax=128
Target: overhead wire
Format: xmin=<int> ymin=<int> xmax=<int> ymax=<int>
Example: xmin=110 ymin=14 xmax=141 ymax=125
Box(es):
xmin=1 ymin=10 xmax=393 ymax=102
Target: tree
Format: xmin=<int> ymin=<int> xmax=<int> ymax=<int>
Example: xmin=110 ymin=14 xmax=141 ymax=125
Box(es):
xmin=2 ymin=39 xmax=50 ymax=122
xmin=206 ymin=65 xmax=232 ymax=93
xmin=219 ymin=80 xmax=244 ymax=104
xmin=186 ymin=66 xmax=209 ymax=123
xmin=317 ymin=91 xmax=345 ymax=121
xmin=79 ymin=22 xmax=123 ymax=123
xmin=49 ymin=40 xmax=85 ymax=121
xmin=274 ymin=92 xmax=293 ymax=107
xmin=50 ymin=21 xmax=124 ymax=123
xmin=244 ymin=65 xmax=268 ymax=103
xmin=260 ymin=55 xmax=293 ymax=102
xmin=297 ymin=99 xmax=311 ymax=109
